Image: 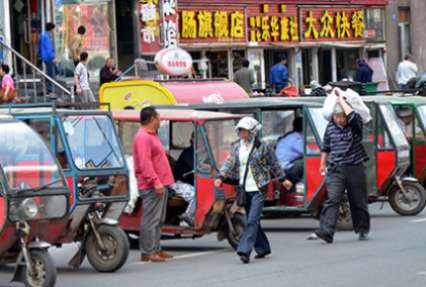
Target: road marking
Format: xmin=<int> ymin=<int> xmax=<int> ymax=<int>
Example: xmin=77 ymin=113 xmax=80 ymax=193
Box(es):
xmin=410 ymin=218 xmax=426 ymax=223
xmin=132 ymin=250 xmax=222 ymax=265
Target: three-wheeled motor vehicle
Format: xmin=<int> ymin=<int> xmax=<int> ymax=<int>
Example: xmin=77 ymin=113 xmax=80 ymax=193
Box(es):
xmin=113 ymin=108 xmax=246 ymax=249
xmin=363 ymin=96 xmax=426 ymax=184
xmin=1 ymin=104 xmax=130 ymax=272
xmin=166 ymin=97 xmax=426 ymax=225
xmin=0 ymin=115 xmax=69 ymax=287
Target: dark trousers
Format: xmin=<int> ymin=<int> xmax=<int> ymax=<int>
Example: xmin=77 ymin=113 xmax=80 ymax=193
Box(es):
xmin=44 ymin=60 xmax=56 ymax=93
xmin=285 ymin=159 xmax=304 ymax=184
xmin=139 ymin=188 xmax=168 ymax=256
xmin=237 ymin=191 xmax=270 ymax=256
xmin=319 ymin=164 xmax=370 ymax=236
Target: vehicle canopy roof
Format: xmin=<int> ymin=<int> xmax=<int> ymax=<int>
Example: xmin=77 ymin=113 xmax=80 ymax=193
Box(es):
xmin=99 ymin=79 xmax=249 ymax=108
xmin=0 ymin=107 xmax=111 ymax=117
xmin=361 ymin=95 xmax=426 ymax=106
xmin=113 ymin=108 xmax=244 ymax=123
xmin=156 ymin=97 xmax=322 ymax=111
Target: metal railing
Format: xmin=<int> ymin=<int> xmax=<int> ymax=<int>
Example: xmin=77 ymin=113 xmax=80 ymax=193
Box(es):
xmin=0 ymin=36 xmax=72 ymax=103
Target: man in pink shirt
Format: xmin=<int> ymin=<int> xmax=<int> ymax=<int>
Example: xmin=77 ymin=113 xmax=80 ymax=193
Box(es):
xmin=133 ymin=106 xmax=175 ymax=263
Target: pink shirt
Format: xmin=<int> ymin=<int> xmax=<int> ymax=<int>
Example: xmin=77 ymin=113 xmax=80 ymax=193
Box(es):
xmin=1 ymin=74 xmax=15 ymax=90
xmin=133 ymin=127 xmax=174 ymax=190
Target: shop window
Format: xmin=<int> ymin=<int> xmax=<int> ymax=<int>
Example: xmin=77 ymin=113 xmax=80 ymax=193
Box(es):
xmin=54 ymin=0 xmax=114 ymax=77
xmin=398 ymin=8 xmax=411 ymax=61
xmin=232 ymin=50 xmax=246 ymax=74
xmin=206 ymin=51 xmax=228 ymax=78
xmin=365 ymin=8 xmax=385 ymax=42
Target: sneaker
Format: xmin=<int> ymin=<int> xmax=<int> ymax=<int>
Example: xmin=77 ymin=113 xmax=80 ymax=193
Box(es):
xmin=254 ymin=252 xmax=271 ymax=259
xmin=359 ymin=232 xmax=369 ymax=241
xmin=306 ymin=233 xmax=319 ymax=240
xmin=179 ymin=215 xmax=194 ymax=226
xmin=314 ymin=230 xmax=333 ymax=244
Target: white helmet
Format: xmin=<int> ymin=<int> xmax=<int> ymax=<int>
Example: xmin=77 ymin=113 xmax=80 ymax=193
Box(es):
xmin=235 ymin=117 xmax=262 ymax=134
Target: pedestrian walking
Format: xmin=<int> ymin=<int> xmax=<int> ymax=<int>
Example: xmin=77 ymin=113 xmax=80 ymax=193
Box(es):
xmin=99 ymin=58 xmax=121 ymax=87
xmin=39 ymin=22 xmax=56 ymax=95
xmin=234 ymin=59 xmax=256 ymax=95
xmin=269 ymin=55 xmax=289 ymax=93
xmin=354 ymin=58 xmax=374 ymax=84
xmin=74 ymin=52 xmax=95 ymax=103
xmin=70 ymin=25 xmax=86 ymax=67
xmin=214 ymin=117 xmax=290 ymax=264
xmin=133 ymin=106 xmax=175 ymax=263
xmin=313 ymin=92 xmax=370 ymax=243
xmin=396 ymin=55 xmax=418 ymax=90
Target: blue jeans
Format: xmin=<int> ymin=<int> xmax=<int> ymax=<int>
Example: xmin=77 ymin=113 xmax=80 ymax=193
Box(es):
xmin=237 ymin=191 xmax=270 ymax=256
xmin=44 ymin=60 xmax=56 ymax=93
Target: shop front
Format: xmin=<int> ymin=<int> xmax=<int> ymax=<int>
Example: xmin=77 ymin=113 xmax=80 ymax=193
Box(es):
xmin=177 ymin=0 xmax=388 ymax=89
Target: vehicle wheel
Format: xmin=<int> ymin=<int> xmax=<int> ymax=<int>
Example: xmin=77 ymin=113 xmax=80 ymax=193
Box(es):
xmin=336 ymin=195 xmax=353 ymax=230
xmin=389 ymin=181 xmax=426 ymax=216
xmin=24 ymin=249 xmax=56 ymax=287
xmin=86 ymin=225 xmax=129 ymax=272
xmin=226 ymin=213 xmax=246 ymax=250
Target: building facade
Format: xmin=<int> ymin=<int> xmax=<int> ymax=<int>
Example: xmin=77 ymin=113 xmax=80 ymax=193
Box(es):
xmin=176 ymin=0 xmax=388 ymax=89
xmin=385 ymin=0 xmax=426 ymax=88
xmin=2 ymin=0 xmax=388 ymax=89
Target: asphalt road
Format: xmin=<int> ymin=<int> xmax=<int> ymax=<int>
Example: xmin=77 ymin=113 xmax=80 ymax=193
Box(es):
xmin=1 ymin=203 xmax=426 ymax=287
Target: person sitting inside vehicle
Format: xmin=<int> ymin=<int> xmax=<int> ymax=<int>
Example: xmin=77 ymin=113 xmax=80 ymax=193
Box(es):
xmin=396 ymin=107 xmax=424 ymax=141
xmin=173 ymin=141 xmax=194 ymax=185
xmin=275 ymin=117 xmax=304 ymax=188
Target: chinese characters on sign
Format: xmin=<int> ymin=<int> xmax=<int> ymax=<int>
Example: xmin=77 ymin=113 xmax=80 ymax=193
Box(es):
xmin=303 ymin=9 xmax=366 ymax=40
xmin=179 ymin=5 xmax=366 ymax=44
xmin=140 ymin=0 xmax=178 ymax=54
xmin=180 ymin=10 xmax=245 ymax=40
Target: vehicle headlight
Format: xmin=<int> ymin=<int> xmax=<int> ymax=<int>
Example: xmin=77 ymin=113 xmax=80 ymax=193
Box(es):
xmin=19 ymin=198 xmax=39 ymax=219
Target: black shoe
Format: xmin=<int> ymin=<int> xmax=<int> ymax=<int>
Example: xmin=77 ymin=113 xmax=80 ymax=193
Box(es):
xmin=359 ymin=232 xmax=369 ymax=241
xmin=254 ymin=252 xmax=271 ymax=259
xmin=238 ymin=253 xmax=250 ymax=264
xmin=314 ymin=230 xmax=333 ymax=244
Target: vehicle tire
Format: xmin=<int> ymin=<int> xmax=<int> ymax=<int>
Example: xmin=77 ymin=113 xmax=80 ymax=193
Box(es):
xmin=86 ymin=225 xmax=129 ymax=272
xmin=336 ymin=195 xmax=353 ymax=230
xmin=226 ymin=213 xmax=246 ymax=250
xmin=389 ymin=181 xmax=426 ymax=216
xmin=24 ymin=249 xmax=56 ymax=287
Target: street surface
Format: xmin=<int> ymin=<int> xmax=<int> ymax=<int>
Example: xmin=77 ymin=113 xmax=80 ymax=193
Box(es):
xmin=1 ymin=203 xmax=426 ymax=287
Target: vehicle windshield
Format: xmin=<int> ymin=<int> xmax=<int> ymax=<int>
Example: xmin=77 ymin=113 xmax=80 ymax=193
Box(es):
xmin=203 ymin=119 xmax=239 ymax=168
xmin=0 ymin=121 xmax=64 ymax=192
xmin=63 ymin=115 xmax=125 ymax=170
xmin=379 ymin=105 xmax=409 ymax=149
xmin=308 ymin=107 xmax=329 ymax=141
xmin=418 ymin=105 xmax=426 ymax=132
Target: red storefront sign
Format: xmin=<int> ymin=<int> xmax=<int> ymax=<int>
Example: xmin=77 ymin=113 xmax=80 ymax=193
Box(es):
xmin=178 ymin=1 xmax=387 ymax=45
xmin=139 ymin=0 xmax=178 ymax=55
xmin=300 ymin=7 xmax=366 ymax=42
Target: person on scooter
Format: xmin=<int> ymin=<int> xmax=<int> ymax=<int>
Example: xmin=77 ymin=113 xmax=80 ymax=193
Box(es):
xmin=275 ymin=117 xmax=304 ymax=188
xmin=214 ymin=117 xmax=290 ymax=264
xmin=133 ymin=106 xmax=175 ymax=262
xmin=313 ymin=93 xmax=370 ymax=243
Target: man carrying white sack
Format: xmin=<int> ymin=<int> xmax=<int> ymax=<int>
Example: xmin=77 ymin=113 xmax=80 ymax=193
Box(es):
xmin=311 ymin=90 xmax=371 ymax=244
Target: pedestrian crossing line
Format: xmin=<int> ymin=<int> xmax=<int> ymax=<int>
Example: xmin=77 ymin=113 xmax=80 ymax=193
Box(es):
xmin=132 ymin=250 xmax=223 ymax=265
xmin=410 ymin=218 xmax=426 ymax=223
